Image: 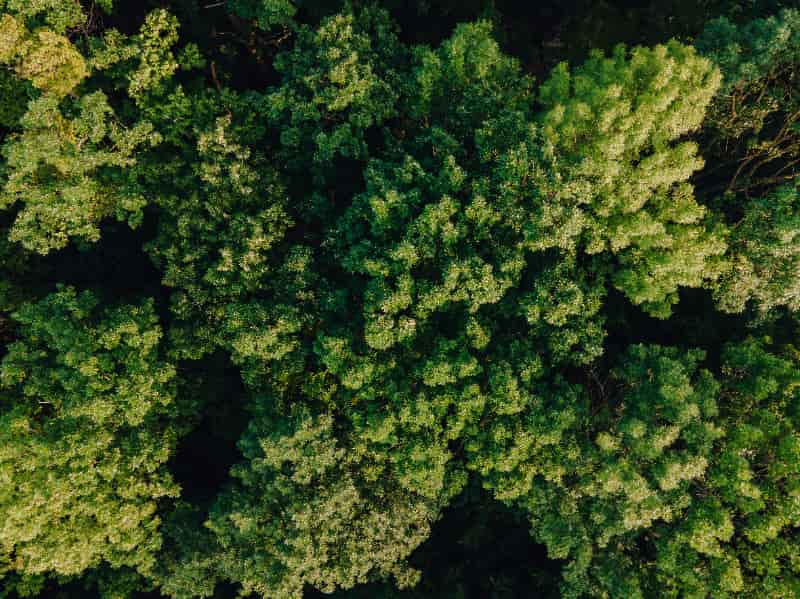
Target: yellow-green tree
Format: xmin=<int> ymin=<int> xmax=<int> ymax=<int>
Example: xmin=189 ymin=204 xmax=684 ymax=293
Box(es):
xmin=0 ymin=287 xmax=179 ymax=579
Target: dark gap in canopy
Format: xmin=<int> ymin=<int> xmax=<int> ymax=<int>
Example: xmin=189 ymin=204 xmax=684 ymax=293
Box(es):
xmin=169 ymin=351 xmax=251 ymax=506
xmin=313 ymin=477 xmax=562 ymax=599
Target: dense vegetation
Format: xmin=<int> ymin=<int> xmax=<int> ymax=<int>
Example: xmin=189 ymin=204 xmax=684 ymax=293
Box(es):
xmin=1 ymin=1 xmax=799 ymax=597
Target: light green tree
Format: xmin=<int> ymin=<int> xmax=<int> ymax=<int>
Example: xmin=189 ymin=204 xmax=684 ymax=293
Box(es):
xmin=535 ymin=41 xmax=725 ymax=317
xmin=0 ymin=13 xmax=86 ymax=97
xmin=204 ymin=406 xmax=443 ymax=598
xmin=0 ymin=287 xmax=179 ymax=579
xmin=0 ymin=92 xmax=158 ymax=253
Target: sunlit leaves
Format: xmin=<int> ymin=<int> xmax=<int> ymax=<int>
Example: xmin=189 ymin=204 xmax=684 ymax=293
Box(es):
xmin=0 ymin=14 xmax=86 ymax=96
xmin=0 ymin=287 xmax=178 ymax=578
xmin=0 ymin=5 xmax=798 ymax=599
xmin=0 ymin=92 xmax=158 ymax=253
xmin=537 ymin=41 xmax=724 ymax=317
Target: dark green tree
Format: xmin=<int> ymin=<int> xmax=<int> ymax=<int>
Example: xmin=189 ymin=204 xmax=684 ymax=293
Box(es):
xmin=696 ymin=8 xmax=800 ymax=196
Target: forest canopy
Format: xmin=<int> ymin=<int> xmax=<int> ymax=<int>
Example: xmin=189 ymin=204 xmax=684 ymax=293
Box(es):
xmin=1 ymin=1 xmax=800 ymax=598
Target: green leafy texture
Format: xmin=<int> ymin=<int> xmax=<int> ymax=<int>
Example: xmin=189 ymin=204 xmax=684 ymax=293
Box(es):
xmin=228 ymin=0 xmax=298 ymax=29
xmin=126 ymin=9 xmax=182 ymax=104
xmin=536 ymin=42 xmax=725 ymax=317
xmin=463 ymin=346 xmax=586 ymax=505
xmin=0 ymin=92 xmax=158 ymax=254
xmin=648 ymin=338 xmax=800 ymax=597
xmin=159 ymin=26 xmax=563 ymax=598
xmin=87 ymin=9 xmax=185 ymax=104
xmin=184 ymin=23 xmax=606 ymax=598
xmin=143 ymin=104 xmax=311 ymax=393
xmin=0 ymin=9 xmax=190 ymax=255
xmin=696 ymin=8 xmax=800 ymax=194
xmin=310 ymin=28 xmax=599 ymax=591
xmin=267 ymin=5 xmax=404 ymax=179
xmin=0 ymin=13 xmax=87 ymax=97
xmin=0 ymin=0 xmax=85 ymax=34
xmin=130 ymin=14 xmax=311 ymax=386
xmin=332 ymin=21 xmax=605 ymax=363
xmin=488 ymin=345 xmax=722 ymax=598
xmin=175 ymin=24 xmax=605 ymax=596
xmin=485 ymin=339 xmax=800 ymax=598
xmin=715 ymin=182 xmax=800 ymax=313
xmin=1 ymin=5 xmax=796 ymax=599
xmin=205 ymin=406 xmax=441 ymax=598
xmin=0 ymin=287 xmax=178 ymax=578
xmin=0 ymin=69 xmax=32 ymax=131
xmin=697 ymin=10 xmax=800 ymax=314
xmin=152 ymin=503 xmax=220 ymax=599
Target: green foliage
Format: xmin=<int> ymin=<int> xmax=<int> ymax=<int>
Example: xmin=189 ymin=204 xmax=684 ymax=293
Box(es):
xmin=144 ymin=103 xmax=310 ymax=390
xmin=332 ymin=21 xmax=603 ymax=364
xmin=228 ymin=0 xmax=298 ymax=29
xmin=0 ymin=287 xmax=178 ymax=578
xmin=0 ymin=92 xmax=158 ymax=253
xmin=0 ymin=13 xmax=87 ymax=96
xmin=0 ymin=70 xmax=32 ymax=131
xmin=715 ymin=181 xmax=800 ymax=313
xmin=267 ymin=5 xmax=404 ymax=177
xmin=147 ymin=18 xmax=744 ymax=599
xmin=88 ymin=8 xmax=194 ymax=111
xmin=205 ymin=406 xmax=441 ymax=598
xmin=536 ymin=41 xmax=725 ymax=317
xmin=0 ymin=0 xmax=85 ymax=34
xmin=697 ymin=9 xmax=800 ymax=315
xmin=464 ymin=355 xmax=585 ymax=505
xmin=697 ymin=9 xmax=800 ymax=94
xmin=480 ymin=345 xmax=721 ymax=598
xmin=0 ymin=4 xmax=799 ymax=599
xmin=127 ymin=10 xmax=182 ymax=103
xmin=649 ymin=338 xmax=800 ymax=597
xmin=696 ymin=8 xmax=800 ymax=194
xmin=480 ymin=338 xmax=800 ymax=598
xmin=0 ymin=9 xmax=187 ymax=256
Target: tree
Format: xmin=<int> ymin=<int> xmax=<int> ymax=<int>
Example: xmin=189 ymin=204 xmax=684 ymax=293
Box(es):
xmin=150 ymin=22 xmax=736 ymax=598
xmin=695 ymin=8 xmax=800 ymax=196
xmin=477 ymin=337 xmax=800 ymax=598
xmin=715 ymin=182 xmax=800 ymax=314
xmin=0 ymin=92 xmax=158 ymax=254
xmin=0 ymin=8 xmax=202 ymax=255
xmin=535 ymin=41 xmax=725 ymax=317
xmin=695 ymin=10 xmax=800 ymax=315
xmin=0 ymin=287 xmax=179 ymax=579
xmin=648 ymin=337 xmax=800 ymax=597
xmin=0 ymin=0 xmax=88 ymax=34
xmin=203 ymin=406 xmax=443 ymax=598
xmin=265 ymin=5 xmax=405 ymax=184
xmin=330 ymin=20 xmax=605 ymax=364
xmin=0 ymin=13 xmax=86 ymax=97
xmin=475 ymin=344 xmax=721 ymax=598
xmin=146 ymin=110 xmax=293 ymax=360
